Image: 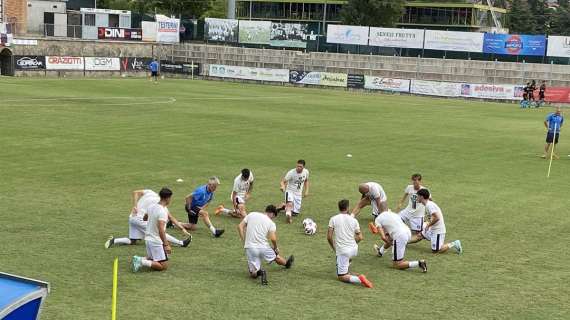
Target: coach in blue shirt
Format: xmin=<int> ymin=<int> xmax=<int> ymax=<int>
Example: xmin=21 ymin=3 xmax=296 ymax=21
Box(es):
xmin=149 ymin=59 xmax=159 ymax=83
xmin=181 ymin=177 xmax=225 ymax=237
xmin=543 ymin=107 xmax=564 ymax=159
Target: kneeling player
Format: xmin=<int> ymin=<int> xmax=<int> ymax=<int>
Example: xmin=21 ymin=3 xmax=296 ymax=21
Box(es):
xmin=182 ymin=177 xmax=225 ymax=237
xmin=327 ymin=199 xmax=373 ymax=288
xmin=413 ymin=189 xmax=462 ymax=254
xmin=373 ymin=211 xmax=427 ymax=272
xmin=215 ymin=168 xmax=254 ymax=219
xmin=105 ymin=189 xmax=191 ymax=248
xmin=237 ymin=205 xmax=294 ymax=285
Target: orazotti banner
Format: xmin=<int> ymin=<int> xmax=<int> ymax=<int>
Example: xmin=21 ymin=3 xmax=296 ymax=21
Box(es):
xmin=459 ymin=83 xmax=521 ymax=100
xmin=46 ymin=56 xmax=85 ymax=70
xmin=424 ymin=30 xmax=484 ymax=53
xmin=239 ymin=20 xmax=271 ymax=45
xmin=411 ymin=80 xmax=462 ymax=97
xmin=270 ymin=22 xmax=308 ymax=48
xmin=209 ymin=64 xmax=289 ymax=82
xmin=289 ymin=70 xmax=348 ymax=87
xmin=155 ymin=15 xmax=180 ymax=43
xmin=205 ymin=18 xmax=238 ymax=43
xmin=364 ymin=76 xmax=411 ymax=92
xmin=483 ymin=33 xmax=546 ymax=56
xmin=84 ymin=57 xmax=121 ymax=71
xmin=326 ymin=25 xmax=369 ymax=46
xmin=547 ymin=35 xmax=570 ymax=58
xmin=368 ymin=27 xmax=424 ymax=49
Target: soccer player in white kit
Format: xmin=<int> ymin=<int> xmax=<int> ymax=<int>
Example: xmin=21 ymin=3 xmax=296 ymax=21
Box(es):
xmin=415 ymin=189 xmax=462 ymax=254
xmin=215 ymin=168 xmax=254 ymax=219
xmin=373 ymin=211 xmax=427 ymax=272
xmin=237 ymin=205 xmax=294 ymax=285
xmin=327 ymin=199 xmax=373 ymax=288
xmin=104 ymin=189 xmax=191 ymax=249
xmin=396 ymin=174 xmax=428 ymax=234
xmin=351 ymin=182 xmax=388 ymax=234
xmin=131 ymin=188 xmax=175 ymax=272
xmin=279 ymin=160 xmax=310 ymax=224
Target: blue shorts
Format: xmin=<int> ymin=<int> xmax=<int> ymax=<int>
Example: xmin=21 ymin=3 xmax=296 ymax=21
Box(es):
xmin=546 ymin=132 xmax=559 ymax=144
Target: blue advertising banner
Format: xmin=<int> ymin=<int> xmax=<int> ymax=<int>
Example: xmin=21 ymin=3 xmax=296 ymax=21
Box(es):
xmin=483 ymin=34 xmax=546 ymax=56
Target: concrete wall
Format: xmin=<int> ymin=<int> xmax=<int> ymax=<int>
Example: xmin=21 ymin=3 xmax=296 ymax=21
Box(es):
xmin=26 ymin=0 xmax=66 ymax=34
xmin=12 ymin=38 xmax=162 ymax=57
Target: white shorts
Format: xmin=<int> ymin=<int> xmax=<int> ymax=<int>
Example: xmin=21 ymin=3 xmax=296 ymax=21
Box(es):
xmin=146 ymin=241 xmax=168 ymax=262
xmin=422 ymin=229 xmax=446 ymax=252
xmin=231 ymin=195 xmax=246 ymax=206
xmin=284 ymin=192 xmax=302 ymax=214
xmin=129 ymin=216 xmax=147 ymax=240
xmin=392 ymin=233 xmax=411 ymax=261
xmin=370 ymin=199 xmax=387 ymax=218
xmin=398 ymin=209 xmax=424 ymax=232
xmin=245 ymin=247 xmax=276 ymax=273
xmin=336 ymin=247 xmax=358 ymax=275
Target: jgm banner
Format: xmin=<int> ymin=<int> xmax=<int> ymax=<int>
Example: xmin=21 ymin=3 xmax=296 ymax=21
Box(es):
xmin=160 ymin=61 xmax=200 ymax=75
xmin=424 ymin=30 xmax=484 ymax=53
xmin=483 ymin=33 xmax=546 ymax=56
xmin=120 ymin=57 xmax=153 ymax=72
xmin=155 ymin=15 xmax=180 ymax=43
xmin=546 ymin=35 xmax=570 ymax=58
xmin=209 ymin=64 xmax=289 ymax=82
xmin=98 ymin=27 xmax=142 ymax=41
xmin=14 ymin=56 xmax=46 ymax=70
xmin=46 ymin=56 xmax=85 ymax=70
xmin=368 ymin=28 xmax=424 ymax=49
xmin=289 ymin=71 xmax=348 ymax=87
xmin=84 ymin=57 xmax=121 ymax=71
xmin=326 ymin=25 xmax=369 ymax=46
xmin=364 ymin=76 xmax=411 ymax=92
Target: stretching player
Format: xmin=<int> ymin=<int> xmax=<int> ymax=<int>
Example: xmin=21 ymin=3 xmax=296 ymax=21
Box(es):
xmin=105 ymin=189 xmax=191 ymax=249
xmin=351 ymin=182 xmax=388 ymax=234
xmin=373 ymin=210 xmax=427 ymax=272
xmin=412 ymin=189 xmax=462 ymax=254
xmin=215 ymin=168 xmax=254 ymax=219
xmin=237 ymin=205 xmax=294 ymax=285
xmin=182 ymin=177 xmax=225 ymax=237
xmin=396 ymin=174 xmax=428 ymax=238
xmin=279 ymin=160 xmax=310 ymax=224
xmin=327 ymin=199 xmax=373 ymax=288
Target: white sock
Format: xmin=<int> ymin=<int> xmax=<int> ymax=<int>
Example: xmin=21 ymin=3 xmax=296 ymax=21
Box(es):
xmin=286 ymin=211 xmax=292 ymax=217
xmin=409 ymin=261 xmax=419 ymax=268
xmin=209 ymin=225 xmax=217 ymax=234
xmin=222 ymin=208 xmax=233 ymax=215
xmin=114 ymin=238 xmax=131 ymax=245
xmin=349 ymin=275 xmax=361 ymax=284
xmin=166 ymin=234 xmax=182 ymax=246
xmin=141 ymin=258 xmax=152 ymax=268
xmin=379 ymin=246 xmax=385 ymax=255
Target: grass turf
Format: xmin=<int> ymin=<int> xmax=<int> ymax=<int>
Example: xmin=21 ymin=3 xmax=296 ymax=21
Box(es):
xmin=0 ymin=78 xmax=569 ymax=319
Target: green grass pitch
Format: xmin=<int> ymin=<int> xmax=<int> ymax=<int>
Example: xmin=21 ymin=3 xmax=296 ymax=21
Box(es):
xmin=1 ymin=78 xmax=569 ymax=319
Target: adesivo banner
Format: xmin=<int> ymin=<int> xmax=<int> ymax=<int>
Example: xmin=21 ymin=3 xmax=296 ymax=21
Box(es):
xmin=46 ymin=56 xmax=85 ymax=70
xmin=14 ymin=56 xmax=45 ymax=70
xmin=368 ymin=28 xmax=424 ymax=49
xmin=326 ymin=25 xmax=369 ymax=46
xmin=546 ymin=35 xmax=570 ymax=58
xmin=209 ymin=64 xmax=289 ymax=82
xmin=205 ymin=18 xmax=238 ymax=43
xmin=270 ymin=22 xmax=308 ymax=48
xmin=364 ymin=76 xmax=411 ymax=92
xmin=239 ymin=20 xmax=271 ymax=45
xmin=289 ymin=71 xmax=348 ymax=87
xmin=84 ymin=57 xmax=121 ymax=71
xmin=155 ymin=15 xmax=180 ymax=43
xmin=483 ymin=33 xmax=546 ymax=56
xmin=424 ymin=30 xmax=484 ymax=53
xmin=411 ymin=80 xmax=462 ymax=97
xmin=460 ymin=83 xmax=522 ymax=100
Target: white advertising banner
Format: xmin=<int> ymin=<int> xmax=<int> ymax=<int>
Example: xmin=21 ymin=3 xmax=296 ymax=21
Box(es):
xmin=411 ymin=80 xmax=462 ymax=97
xmin=460 ymin=83 xmax=521 ymax=100
xmin=238 ymin=20 xmax=271 ymax=44
xmin=155 ymin=15 xmax=179 ymax=43
xmin=84 ymin=57 xmax=121 ymax=71
xmin=326 ymin=25 xmax=369 ymax=45
xmin=368 ymin=28 xmax=424 ymax=49
xmin=424 ymin=30 xmax=484 ymax=52
xmin=46 ymin=56 xmax=85 ymax=70
xmin=364 ymin=76 xmax=411 ymax=92
xmin=547 ymin=35 xmax=570 ymax=58
xmin=142 ymin=21 xmax=156 ymax=42
xmin=209 ymin=64 xmax=289 ymax=82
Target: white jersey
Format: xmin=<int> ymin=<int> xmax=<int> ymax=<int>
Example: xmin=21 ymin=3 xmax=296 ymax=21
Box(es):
xmin=425 ymin=200 xmax=446 ymax=234
xmin=243 ymin=212 xmax=276 ymax=249
xmin=403 ymin=185 xmax=428 ymax=218
xmin=144 ymin=203 xmax=169 ymax=244
xmin=328 ymin=213 xmax=360 ymax=256
xmin=375 ymin=211 xmax=411 ymax=239
xmin=232 ymin=172 xmax=254 ymax=198
xmin=365 ymin=182 xmax=387 ymax=202
xmin=284 ymin=168 xmax=309 ymax=196
xmin=135 ymin=190 xmax=160 ymax=218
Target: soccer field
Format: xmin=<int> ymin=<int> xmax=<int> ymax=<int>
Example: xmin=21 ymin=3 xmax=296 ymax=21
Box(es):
xmin=1 ymin=78 xmax=568 ymax=320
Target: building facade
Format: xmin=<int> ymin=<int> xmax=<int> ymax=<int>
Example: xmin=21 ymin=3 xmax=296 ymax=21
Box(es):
xmin=3 ymin=0 xmax=27 ymax=34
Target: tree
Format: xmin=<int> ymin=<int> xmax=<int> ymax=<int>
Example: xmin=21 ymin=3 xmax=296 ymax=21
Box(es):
xmin=550 ymin=6 xmax=570 ymax=35
xmin=527 ymin=0 xmax=550 ymax=34
xmin=340 ymin=0 xmax=405 ymax=27
xmin=507 ymin=0 xmax=537 ymax=34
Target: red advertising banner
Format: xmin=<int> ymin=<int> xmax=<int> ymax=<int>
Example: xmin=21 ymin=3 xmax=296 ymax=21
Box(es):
xmin=545 ymin=87 xmax=570 ymax=103
xmin=98 ymin=27 xmax=142 ymax=41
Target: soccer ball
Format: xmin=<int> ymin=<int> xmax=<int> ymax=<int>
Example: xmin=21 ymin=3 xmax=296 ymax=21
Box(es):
xmin=302 ymin=218 xmax=317 ymax=235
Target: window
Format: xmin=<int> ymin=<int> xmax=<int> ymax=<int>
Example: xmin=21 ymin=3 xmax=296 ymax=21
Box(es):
xmin=84 ymin=14 xmax=95 ymax=26
xmin=109 ymin=14 xmax=119 ymax=28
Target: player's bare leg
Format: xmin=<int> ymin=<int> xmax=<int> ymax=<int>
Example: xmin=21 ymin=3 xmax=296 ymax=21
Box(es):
xmin=284 ymin=201 xmax=294 ymax=223
xmin=200 ymin=211 xmax=225 ymax=237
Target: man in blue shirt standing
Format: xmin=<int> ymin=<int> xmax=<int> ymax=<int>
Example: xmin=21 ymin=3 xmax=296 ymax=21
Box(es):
xmin=181 ymin=177 xmax=225 ymax=237
xmin=149 ymin=58 xmax=159 ymax=83
xmin=542 ymin=107 xmax=564 ymax=159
